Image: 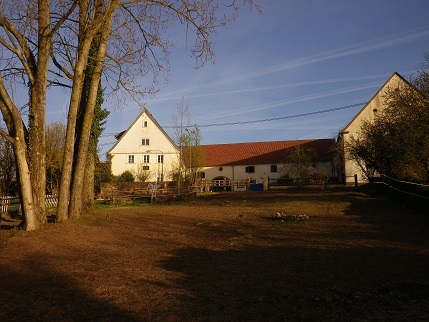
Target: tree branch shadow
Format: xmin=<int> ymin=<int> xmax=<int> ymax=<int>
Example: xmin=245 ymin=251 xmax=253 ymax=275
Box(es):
xmin=159 ymin=245 xmax=429 ymax=321
xmin=0 ymin=259 xmax=142 ymax=321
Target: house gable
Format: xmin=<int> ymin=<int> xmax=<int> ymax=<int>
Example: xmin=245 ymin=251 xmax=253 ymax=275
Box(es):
xmin=342 ymin=72 xmax=412 ymax=134
xmin=108 ymin=108 xmax=179 ymax=179
xmin=108 ymin=108 xmax=177 ymax=155
xmin=339 ymin=72 xmax=417 ymax=184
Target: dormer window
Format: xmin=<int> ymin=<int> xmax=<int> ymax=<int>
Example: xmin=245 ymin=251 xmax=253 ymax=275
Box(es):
xmin=141 ymin=138 xmax=150 ymax=146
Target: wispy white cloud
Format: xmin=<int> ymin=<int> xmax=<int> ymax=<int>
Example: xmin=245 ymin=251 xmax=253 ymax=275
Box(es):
xmin=156 ymin=26 xmax=429 ymax=99
xmin=157 ymin=73 xmax=391 ymax=102
xmin=245 ymin=26 xmax=429 ymax=79
xmin=196 ymin=82 xmax=381 ymax=123
xmin=151 ymin=71 xmax=417 ymax=108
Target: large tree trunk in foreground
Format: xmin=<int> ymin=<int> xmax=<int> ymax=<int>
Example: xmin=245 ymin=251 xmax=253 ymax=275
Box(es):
xmin=68 ymin=8 xmax=114 ymax=219
xmin=82 ymin=153 xmax=95 ymax=214
xmin=14 ymin=138 xmax=38 ymax=230
xmin=0 ymin=92 xmax=38 ymax=230
xmin=56 ymin=41 xmax=93 ymax=222
xmin=68 ymin=70 xmax=101 ymax=219
xmin=26 ymin=0 xmax=52 ymax=226
xmin=57 ymin=0 xmax=118 ymax=221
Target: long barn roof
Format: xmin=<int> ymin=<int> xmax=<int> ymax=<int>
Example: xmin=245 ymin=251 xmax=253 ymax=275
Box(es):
xmin=198 ymin=139 xmax=336 ymax=166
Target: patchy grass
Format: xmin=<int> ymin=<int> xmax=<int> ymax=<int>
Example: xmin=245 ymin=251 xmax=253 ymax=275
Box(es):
xmin=0 ymin=186 xmax=428 ymax=321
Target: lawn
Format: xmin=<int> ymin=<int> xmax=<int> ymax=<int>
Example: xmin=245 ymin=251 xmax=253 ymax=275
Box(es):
xmin=0 ymin=186 xmax=428 ymax=321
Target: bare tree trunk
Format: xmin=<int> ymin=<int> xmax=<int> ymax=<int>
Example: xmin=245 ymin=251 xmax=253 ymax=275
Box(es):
xmin=26 ymin=0 xmax=52 ymax=225
xmin=68 ymin=69 xmax=101 ymax=218
xmin=56 ymin=41 xmax=93 ymax=222
xmin=57 ymin=0 xmax=119 ymax=221
xmin=68 ymin=9 xmax=115 ymax=219
xmin=14 ymin=138 xmax=38 ymax=230
xmin=0 ymin=89 xmax=38 ymax=230
xmin=82 ymin=153 xmax=95 ymax=214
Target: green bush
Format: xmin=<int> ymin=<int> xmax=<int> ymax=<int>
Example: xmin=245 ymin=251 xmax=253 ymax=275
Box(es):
xmin=117 ymin=170 xmax=135 ymax=182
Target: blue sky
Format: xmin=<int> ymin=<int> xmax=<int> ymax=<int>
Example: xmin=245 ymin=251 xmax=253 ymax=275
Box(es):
xmin=49 ymin=1 xmax=429 ymax=155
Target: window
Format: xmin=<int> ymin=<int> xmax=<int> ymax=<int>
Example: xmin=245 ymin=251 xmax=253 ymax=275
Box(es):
xmin=245 ymin=166 xmax=255 ymax=173
xmin=143 ymin=121 xmax=148 ymax=127
xmin=127 ymin=155 xmax=135 ymax=164
xmin=143 ymin=155 xmax=150 ymax=163
xmin=271 ymin=165 xmax=277 ymax=173
xmin=157 ymin=155 xmax=164 ymax=163
xmin=141 ymin=138 xmax=150 ymax=146
xmin=141 ymin=165 xmax=149 ymax=170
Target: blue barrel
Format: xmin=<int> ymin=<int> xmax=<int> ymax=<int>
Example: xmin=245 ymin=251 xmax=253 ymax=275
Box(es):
xmin=249 ymin=183 xmax=263 ymax=191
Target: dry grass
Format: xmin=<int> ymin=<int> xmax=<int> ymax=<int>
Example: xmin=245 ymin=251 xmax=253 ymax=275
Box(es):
xmin=0 ymin=186 xmax=428 ymax=321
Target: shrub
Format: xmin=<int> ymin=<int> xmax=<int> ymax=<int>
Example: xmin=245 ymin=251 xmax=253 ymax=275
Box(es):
xmin=117 ymin=170 xmax=135 ymax=182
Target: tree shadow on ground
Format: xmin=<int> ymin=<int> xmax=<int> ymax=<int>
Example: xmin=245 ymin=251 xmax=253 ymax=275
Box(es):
xmin=159 ymin=187 xmax=429 ymax=321
xmin=159 ymin=245 xmax=429 ymax=321
xmin=0 ymin=260 xmax=142 ymax=321
xmin=342 ymin=185 xmax=429 ymax=247
xmin=202 ymin=187 xmax=429 ymax=248
xmin=1 ymin=186 xmax=427 ymax=321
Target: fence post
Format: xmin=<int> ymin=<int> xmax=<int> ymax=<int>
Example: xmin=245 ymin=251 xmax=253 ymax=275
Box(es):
xmin=354 ymin=174 xmax=358 ymax=187
xmin=263 ymin=178 xmax=268 ymax=191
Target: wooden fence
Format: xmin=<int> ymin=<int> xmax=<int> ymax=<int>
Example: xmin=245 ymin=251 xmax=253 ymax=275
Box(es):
xmin=268 ymin=176 xmax=344 ymax=188
xmin=197 ymin=179 xmax=265 ymax=192
xmin=1 ymin=195 xmax=58 ymax=213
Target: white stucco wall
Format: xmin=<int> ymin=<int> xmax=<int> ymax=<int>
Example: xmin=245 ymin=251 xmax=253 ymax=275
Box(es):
xmin=199 ymin=162 xmax=336 ymax=183
xmin=109 ymin=110 xmax=180 ymax=181
xmin=200 ymin=164 xmax=276 ymax=183
xmin=341 ymin=73 xmax=406 ymax=185
xmin=110 ymin=152 xmax=180 ymax=182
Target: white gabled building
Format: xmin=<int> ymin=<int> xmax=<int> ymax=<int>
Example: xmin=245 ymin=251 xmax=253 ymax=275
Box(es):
xmin=339 ymin=72 xmax=415 ymax=185
xmin=108 ymin=109 xmax=339 ymax=185
xmin=108 ymin=108 xmax=180 ymax=182
xmin=107 ymin=72 xmax=418 ymax=187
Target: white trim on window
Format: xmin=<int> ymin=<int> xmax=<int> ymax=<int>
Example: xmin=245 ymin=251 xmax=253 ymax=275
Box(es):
xmin=143 ymin=155 xmax=150 ymax=163
xmin=127 ymin=155 xmax=135 ymax=164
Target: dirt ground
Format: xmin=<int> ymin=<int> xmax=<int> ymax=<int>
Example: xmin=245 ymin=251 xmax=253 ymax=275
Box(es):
xmin=1 ymin=186 xmax=428 ymax=321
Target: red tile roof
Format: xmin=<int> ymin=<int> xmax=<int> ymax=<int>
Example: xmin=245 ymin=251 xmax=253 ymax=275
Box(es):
xmin=198 ymin=139 xmax=336 ymax=166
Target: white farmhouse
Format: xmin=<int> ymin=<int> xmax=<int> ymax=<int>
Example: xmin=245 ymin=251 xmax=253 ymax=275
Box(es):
xmin=108 ymin=108 xmax=180 ymax=182
xmin=108 ymin=72 xmax=418 ymax=187
xmin=108 ymin=111 xmax=339 ymax=186
xmin=197 ymin=139 xmax=339 ymax=184
xmin=339 ymin=72 xmax=414 ymax=185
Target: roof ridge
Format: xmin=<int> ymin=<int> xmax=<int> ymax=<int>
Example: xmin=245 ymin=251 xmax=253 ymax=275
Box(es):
xmin=200 ymin=138 xmax=333 ymax=147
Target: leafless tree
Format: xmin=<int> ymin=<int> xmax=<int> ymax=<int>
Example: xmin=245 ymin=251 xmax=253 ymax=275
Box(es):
xmin=0 ymin=0 xmax=260 ymax=230
xmin=46 ymin=122 xmax=66 ymax=195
